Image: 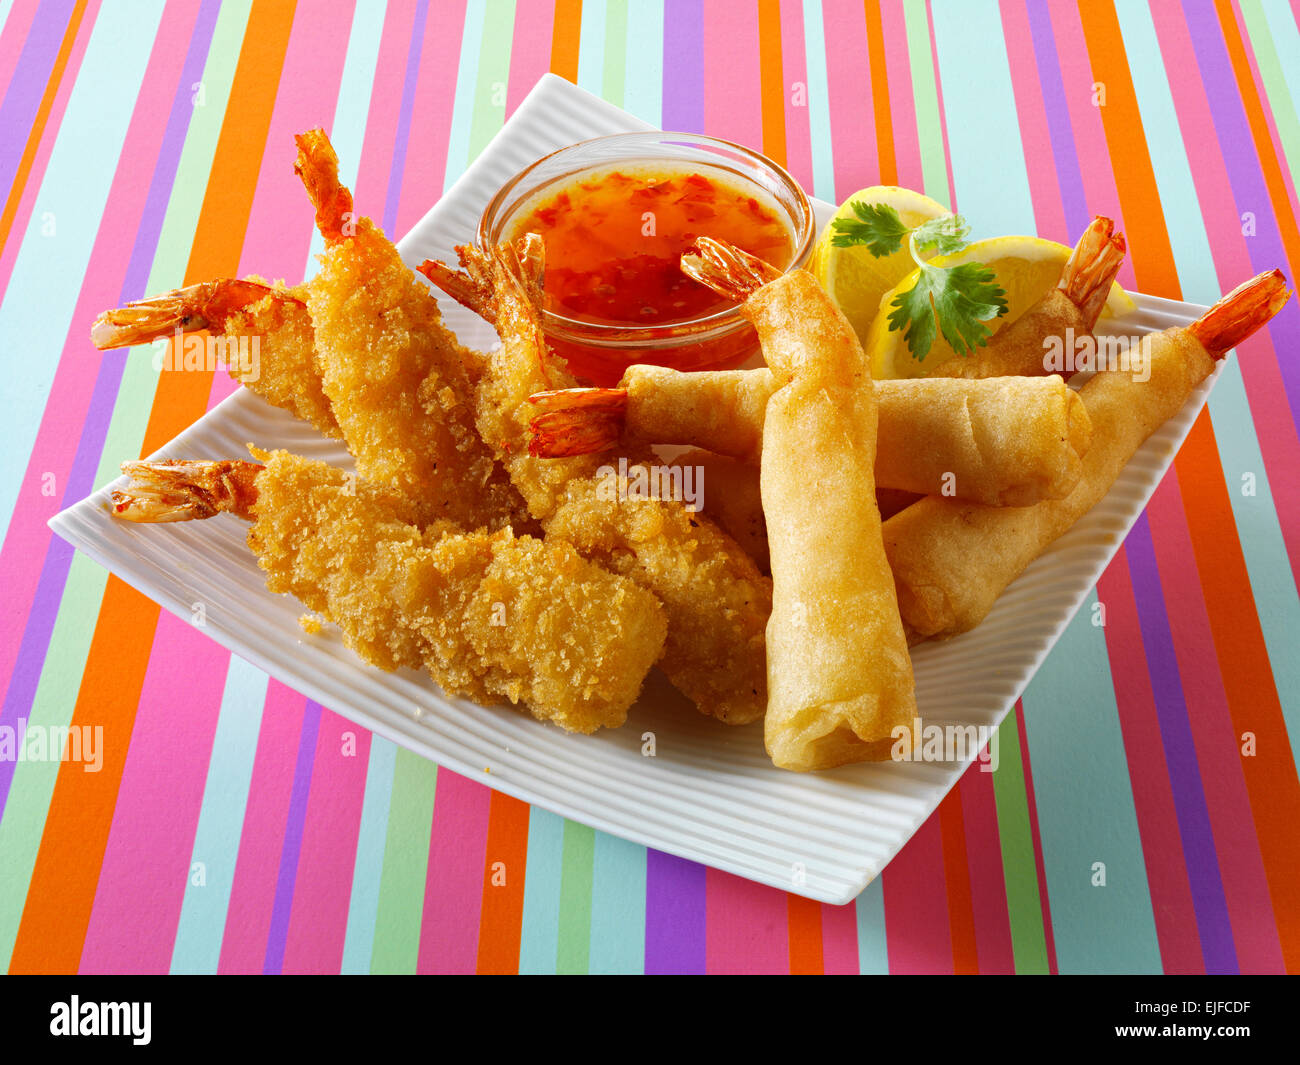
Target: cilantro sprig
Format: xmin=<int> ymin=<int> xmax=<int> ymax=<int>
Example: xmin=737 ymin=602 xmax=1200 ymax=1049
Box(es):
xmin=830 ymin=202 xmax=1008 ymax=361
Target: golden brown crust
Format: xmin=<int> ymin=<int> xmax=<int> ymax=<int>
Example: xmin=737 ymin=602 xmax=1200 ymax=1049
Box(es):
xmin=248 ymin=450 xmax=666 ymax=733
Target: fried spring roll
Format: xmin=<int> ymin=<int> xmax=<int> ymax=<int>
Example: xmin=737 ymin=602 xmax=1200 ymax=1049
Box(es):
xmin=683 ymin=239 xmax=918 ymax=771
xmin=532 ymin=366 xmax=1093 ymax=507
xmin=886 ymin=271 xmax=1290 ymax=641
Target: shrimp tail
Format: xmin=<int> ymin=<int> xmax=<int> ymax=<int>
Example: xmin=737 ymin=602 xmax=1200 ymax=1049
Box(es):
xmin=418 ymin=233 xmax=546 ymax=328
xmin=418 ymin=250 xmax=500 ymax=326
xmin=294 ymin=128 xmax=355 ymax=244
xmin=527 ymin=387 xmax=629 ymax=457
xmin=1188 ymin=269 xmax=1291 ymax=357
xmin=1058 ymin=216 xmax=1127 ymax=327
xmin=90 ymin=279 xmax=290 ymax=349
xmin=680 ymin=236 xmax=781 ymax=303
xmin=421 ymin=235 xmax=556 ymax=387
xmin=111 ymin=459 xmax=262 ymax=523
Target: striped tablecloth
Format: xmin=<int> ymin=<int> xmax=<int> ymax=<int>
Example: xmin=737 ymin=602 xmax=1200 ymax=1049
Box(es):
xmin=1 ymin=0 xmax=1297 ymax=975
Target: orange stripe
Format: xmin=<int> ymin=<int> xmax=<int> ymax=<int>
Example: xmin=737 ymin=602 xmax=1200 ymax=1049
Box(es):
xmin=864 ymin=0 xmax=896 ymax=186
xmin=9 ymin=1 xmax=297 ymax=974
xmin=786 ymin=894 xmax=824 ymax=974
xmin=0 ymin=0 xmax=88 ymax=257
xmin=938 ymin=790 xmax=978 ymax=973
xmin=475 ymin=792 xmax=530 ymax=974
xmin=1215 ymin=0 xmax=1300 ymax=275
xmin=1076 ymin=3 xmax=1178 ymax=292
xmin=757 ymin=0 xmax=785 ymax=167
xmin=549 ymin=0 xmax=582 ymax=83
xmin=8 ymin=579 xmax=159 ymax=973
xmin=140 ymin=0 xmax=297 ymax=458
xmin=1078 ymin=0 xmax=1300 ymax=972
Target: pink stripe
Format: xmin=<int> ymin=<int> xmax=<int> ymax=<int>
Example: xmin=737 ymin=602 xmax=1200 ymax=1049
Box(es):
xmin=822 ymin=0 xmax=875 ymax=200
xmin=1152 ymin=3 xmax=1300 ymax=583
xmin=206 ymin=0 xmax=353 ymax=412
xmin=998 ymin=0 xmax=1068 ymax=242
xmin=1046 ymin=0 xmax=1133 ymax=286
xmin=1099 ymin=551 xmax=1203 ymax=973
xmin=506 ymin=0 xmax=554 ymax=119
xmin=78 ymin=612 xmax=226 ymax=973
xmin=882 ymin=814 xmax=953 ymax=973
xmin=280 ymin=709 xmax=371 ymax=974
xmin=1146 ymin=473 xmax=1285 ymax=971
xmin=217 ymin=681 xmax=306 ymax=974
xmin=0 ymin=0 xmax=98 ymax=301
xmin=352 ymin=0 xmax=416 ymax=215
xmin=959 ymin=763 xmax=1016 ymax=974
xmin=417 ymin=769 xmax=490 ymax=973
xmin=0 ymin=0 xmax=188 ymax=715
xmin=0 ymin=0 xmax=40 ymax=101
xmin=880 ymin=0 xmax=923 ymax=193
xmin=702 ymin=0 xmax=761 ymax=150
xmin=703 ymin=869 xmax=787 ymax=973
xmin=777 ymin=0 xmax=812 ymax=194
xmin=394 ymin=0 xmax=466 ymax=236
xmin=820 ymin=898 xmax=860 ymax=974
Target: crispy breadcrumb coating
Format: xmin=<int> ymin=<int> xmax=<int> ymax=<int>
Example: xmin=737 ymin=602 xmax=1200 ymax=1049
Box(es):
xmin=296 ymin=129 xmax=532 ymax=533
xmin=424 ymin=242 xmax=772 ymax=725
xmin=248 ymin=450 xmax=667 ymax=733
xmin=224 ymin=277 xmax=341 ymax=439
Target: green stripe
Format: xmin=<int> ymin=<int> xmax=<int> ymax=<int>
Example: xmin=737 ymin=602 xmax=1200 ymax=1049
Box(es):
xmin=1239 ymin=0 xmax=1300 ymax=197
xmin=901 ymin=0 xmax=948 ymax=206
xmin=467 ymin=0 xmax=515 ymax=164
xmin=602 ymin=0 xmax=627 ymax=108
xmin=0 ymin=556 xmax=107 ymax=967
xmin=368 ymin=747 xmax=437 ymax=973
xmin=988 ymin=702 xmax=1050 ymax=973
xmin=555 ymin=820 xmax=594 ymax=973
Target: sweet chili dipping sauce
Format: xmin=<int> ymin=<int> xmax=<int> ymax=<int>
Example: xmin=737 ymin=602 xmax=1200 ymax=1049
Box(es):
xmin=507 ymin=164 xmax=794 ymax=383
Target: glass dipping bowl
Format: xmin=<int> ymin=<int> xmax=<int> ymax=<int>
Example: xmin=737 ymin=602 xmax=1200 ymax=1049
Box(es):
xmin=477 ymin=131 xmax=815 ymax=386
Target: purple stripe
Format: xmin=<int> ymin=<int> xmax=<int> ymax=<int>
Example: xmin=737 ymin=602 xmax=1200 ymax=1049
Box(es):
xmin=263 ymin=700 xmax=322 ymax=974
xmin=383 ymin=0 xmax=427 ymax=235
xmin=1024 ymin=0 xmax=1090 ymax=238
xmin=0 ymin=0 xmax=75 ymax=210
xmin=1182 ymin=0 xmax=1300 ymax=425
xmin=661 ymin=0 xmax=703 ymax=133
xmin=1126 ymin=514 xmax=1238 ymax=974
xmin=643 ymin=850 xmax=706 ymax=973
xmin=0 ymin=0 xmax=219 ymax=820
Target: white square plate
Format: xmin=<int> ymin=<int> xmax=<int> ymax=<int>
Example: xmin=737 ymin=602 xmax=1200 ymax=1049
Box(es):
xmin=51 ymin=75 xmax=1213 ymax=904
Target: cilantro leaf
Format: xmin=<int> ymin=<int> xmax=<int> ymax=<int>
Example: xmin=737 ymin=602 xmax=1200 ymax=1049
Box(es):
xmin=911 ymin=214 xmax=971 ymax=257
xmin=887 ymin=261 xmax=1008 ymax=362
xmin=830 ymin=201 xmax=910 ymax=256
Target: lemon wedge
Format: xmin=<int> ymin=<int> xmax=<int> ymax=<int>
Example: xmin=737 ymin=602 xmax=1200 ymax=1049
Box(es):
xmin=865 ymin=235 xmax=1135 ymax=379
xmin=812 ymin=186 xmax=953 ymax=348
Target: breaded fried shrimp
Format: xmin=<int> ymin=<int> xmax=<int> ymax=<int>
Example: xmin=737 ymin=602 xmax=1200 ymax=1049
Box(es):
xmin=295 ymin=129 xmax=532 ymax=532
xmin=111 ymin=451 xmax=667 ymax=733
xmin=420 ymin=239 xmax=773 ymax=725
xmin=91 ymin=278 xmax=340 ymax=439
